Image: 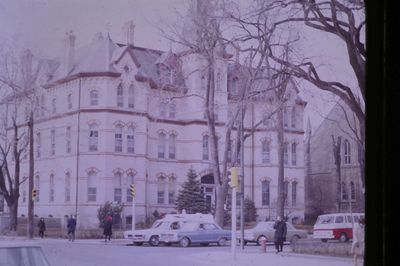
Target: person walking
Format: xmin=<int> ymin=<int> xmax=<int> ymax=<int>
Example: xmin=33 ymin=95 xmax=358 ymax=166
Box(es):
xmin=351 ymin=217 xmax=365 ymax=266
xmin=103 ymin=214 xmax=113 ymax=242
xmin=273 ymin=216 xmax=287 ymax=253
xmin=38 ymin=218 xmax=46 ymax=238
xmin=67 ymin=215 xmax=77 ymax=242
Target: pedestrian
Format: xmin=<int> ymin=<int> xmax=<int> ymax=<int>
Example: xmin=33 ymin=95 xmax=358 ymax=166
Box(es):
xmin=273 ymin=216 xmax=287 ymax=253
xmin=67 ymin=215 xmax=77 ymax=242
xmin=38 ymin=217 xmax=46 ymax=238
xmin=351 ymin=217 xmax=365 ymax=266
xmin=103 ymin=214 xmax=113 ymax=242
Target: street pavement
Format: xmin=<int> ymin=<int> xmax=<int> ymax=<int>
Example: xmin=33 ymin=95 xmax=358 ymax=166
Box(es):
xmin=0 ymin=236 xmax=356 ymax=266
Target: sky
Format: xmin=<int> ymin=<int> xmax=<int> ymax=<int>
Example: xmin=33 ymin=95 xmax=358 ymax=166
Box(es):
xmin=0 ymin=0 xmax=362 ymax=133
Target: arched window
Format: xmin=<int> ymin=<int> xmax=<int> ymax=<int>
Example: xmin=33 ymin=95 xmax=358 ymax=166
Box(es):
xmin=128 ymin=84 xmax=134 ymax=108
xmin=261 ymin=180 xmax=270 ymax=206
xmin=49 ymin=174 xmax=55 ymax=202
xmin=169 ymin=102 xmax=176 ymax=118
xmin=284 ymin=181 xmax=289 ymax=206
xmin=50 ymin=129 xmax=56 ymax=156
xmin=90 ymin=90 xmax=98 ymax=106
xmin=262 ymin=140 xmax=270 ymax=163
xmin=344 ymin=139 xmax=351 ymax=164
xmin=65 ymin=172 xmax=71 ymax=202
xmin=115 ymin=125 xmax=123 ymax=152
xmin=114 ymin=172 xmax=122 ymax=203
xmin=341 ymin=181 xmax=348 ymax=201
xmin=89 ymin=125 xmax=99 ymax=151
xmin=159 ymin=102 xmax=167 ymax=118
xmin=169 ymin=134 xmax=176 ymax=159
xmin=292 ymin=181 xmax=297 ymax=206
xmin=201 ymin=74 xmax=206 ymax=90
xmin=87 ymin=171 xmax=97 ymax=202
xmin=350 ymin=181 xmax=356 ymax=201
xmin=117 ymin=83 xmax=124 ymax=107
xmin=291 ymin=143 xmax=297 ymax=165
xmin=283 ymin=107 xmax=289 ymax=127
xmin=66 ymin=126 xmax=71 ymax=154
xmin=202 ymin=135 xmax=209 ymax=160
xmin=126 ymin=172 xmax=135 ymax=202
xmin=168 ymin=177 xmax=176 ymax=205
xmin=34 ymin=175 xmax=40 ymax=202
xmin=36 ymin=132 xmax=41 ymax=158
xmin=127 ymin=126 xmax=135 ymax=153
xmin=67 ymin=94 xmax=72 ymax=109
xmin=231 ymin=77 xmax=238 ymax=95
xmin=283 ymin=143 xmax=289 ymax=165
xmin=40 ymin=95 xmax=45 ymax=117
xmin=291 ymin=106 xmax=296 ymax=128
xmin=158 ymin=132 xmax=166 ymax=158
xmin=157 ymin=177 xmax=166 ymax=204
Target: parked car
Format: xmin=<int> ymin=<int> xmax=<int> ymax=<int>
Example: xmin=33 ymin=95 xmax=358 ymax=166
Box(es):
xmin=159 ymin=221 xmax=231 ymax=247
xmin=241 ymin=221 xmax=308 ymax=245
xmin=0 ymin=243 xmax=51 ymax=266
xmin=123 ymin=213 xmax=214 ymax=246
xmin=313 ymin=212 xmax=365 ymax=242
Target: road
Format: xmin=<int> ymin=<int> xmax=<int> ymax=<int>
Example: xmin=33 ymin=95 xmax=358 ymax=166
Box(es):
xmin=4 ymin=238 xmax=356 ymax=266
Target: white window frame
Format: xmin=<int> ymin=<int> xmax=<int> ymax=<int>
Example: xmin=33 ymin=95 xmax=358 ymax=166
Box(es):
xmin=169 ymin=134 xmax=176 ymax=159
xmin=89 ymin=126 xmax=98 ymax=152
xmin=87 ymin=171 xmax=97 ymax=202
xmin=262 ymin=141 xmax=270 ymax=163
xmin=115 ymin=125 xmax=123 ymax=152
xmin=90 ymin=90 xmax=98 ymax=106
xmin=51 ymin=129 xmax=56 ymax=156
xmin=66 ymin=126 xmax=71 ymax=154
xmin=202 ymin=135 xmax=209 ymax=160
xmin=128 ymin=84 xmax=134 ymax=108
xmin=117 ymin=83 xmax=124 ymax=107
xmin=158 ymin=132 xmax=166 ymax=159
xmin=127 ymin=127 xmax=135 ymax=153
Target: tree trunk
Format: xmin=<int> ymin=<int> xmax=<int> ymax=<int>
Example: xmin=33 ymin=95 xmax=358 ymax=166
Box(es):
xmin=332 ymin=136 xmax=342 ymax=212
xmin=8 ymin=201 xmax=18 ymax=231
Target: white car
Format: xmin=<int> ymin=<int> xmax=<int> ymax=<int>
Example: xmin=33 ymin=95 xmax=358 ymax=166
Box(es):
xmin=123 ymin=213 xmax=214 ymax=246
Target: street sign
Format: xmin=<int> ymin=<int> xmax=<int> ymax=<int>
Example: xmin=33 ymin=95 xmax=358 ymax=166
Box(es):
xmin=228 ymin=167 xmax=238 ymax=188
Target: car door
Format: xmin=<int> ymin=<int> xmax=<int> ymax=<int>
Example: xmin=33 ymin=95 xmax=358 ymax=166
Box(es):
xmin=203 ymin=223 xmax=219 ymax=242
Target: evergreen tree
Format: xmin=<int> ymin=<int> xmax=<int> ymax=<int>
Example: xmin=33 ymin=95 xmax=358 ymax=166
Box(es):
xmin=175 ymin=168 xmax=208 ymax=214
xmin=244 ymin=197 xmax=258 ymax=223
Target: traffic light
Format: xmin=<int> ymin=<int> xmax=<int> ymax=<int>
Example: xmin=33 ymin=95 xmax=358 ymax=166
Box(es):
xmin=228 ymin=167 xmax=238 ymax=188
xmin=32 ymin=189 xmax=38 ymax=200
xmin=129 ymin=184 xmax=136 ymax=197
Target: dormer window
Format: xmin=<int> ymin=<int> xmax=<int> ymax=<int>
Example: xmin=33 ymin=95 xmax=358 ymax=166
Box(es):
xmin=124 ymin=65 xmax=130 ymax=73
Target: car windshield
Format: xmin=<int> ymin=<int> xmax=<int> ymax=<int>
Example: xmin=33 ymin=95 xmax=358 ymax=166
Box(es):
xmin=151 ymin=221 xmax=163 ymax=228
xmin=153 ymin=221 xmax=171 ymax=230
xmin=316 ymin=216 xmax=334 ymax=224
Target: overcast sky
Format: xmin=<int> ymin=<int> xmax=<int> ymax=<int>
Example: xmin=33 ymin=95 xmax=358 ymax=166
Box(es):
xmin=0 ymin=0 xmax=361 ymax=132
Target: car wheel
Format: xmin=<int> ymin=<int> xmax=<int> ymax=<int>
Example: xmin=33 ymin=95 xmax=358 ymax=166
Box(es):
xmin=339 ymin=233 xmax=348 ymax=243
xmin=290 ymin=235 xmax=300 ymax=244
xmin=257 ymin=235 xmax=267 ymax=246
xmin=180 ymin=237 xmax=190 ymax=247
xmin=321 ymin=239 xmax=328 ymax=243
xmin=149 ymin=235 xmax=159 ymax=247
xmin=217 ymin=238 xmax=227 ymax=246
xmin=133 ymin=242 xmax=143 ymax=246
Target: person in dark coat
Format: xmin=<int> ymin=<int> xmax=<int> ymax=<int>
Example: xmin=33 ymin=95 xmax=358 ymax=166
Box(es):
xmin=67 ymin=215 xmax=77 ymax=242
xmin=273 ymin=216 xmax=287 ymax=253
xmin=103 ymin=214 xmax=113 ymax=242
xmin=38 ymin=218 xmax=46 ymax=238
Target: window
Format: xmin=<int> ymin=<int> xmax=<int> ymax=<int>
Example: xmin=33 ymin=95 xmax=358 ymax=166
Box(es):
xmin=291 ymin=143 xmax=297 ymax=165
xmin=127 ymin=127 xmax=135 ymax=153
xmin=67 ymin=94 xmax=72 ymax=109
xmin=201 ymin=74 xmax=206 ymax=90
xmin=52 ymin=98 xmax=56 ymax=114
xmin=36 ymin=132 xmax=41 ymax=158
xmin=87 ymin=171 xmax=97 ymax=201
xmin=159 ymin=102 xmax=167 ymax=118
xmin=202 ymin=135 xmax=209 ymax=160
xmin=114 ymin=172 xmax=122 ymax=203
xmin=51 ymin=129 xmax=56 ymax=156
xmin=283 ymin=107 xmax=289 ymax=127
xmin=169 ymin=102 xmax=176 ymax=118
xmin=169 ymin=134 xmax=176 ymax=159
xmin=126 ymin=173 xmax=135 ymax=202
xmin=90 ymin=90 xmax=98 ymax=106
xmin=341 ymin=181 xmax=348 ymax=201
xmin=158 ymin=132 xmax=166 ymax=158
xmin=227 ymin=139 xmax=232 ymax=163
xmin=66 ymin=126 xmax=71 ymax=153
xmin=168 ymin=177 xmax=175 ymax=205
xmin=350 ymin=181 xmax=356 ymax=201
xmin=89 ymin=125 xmax=98 ymax=151
xmin=117 ymin=83 xmax=124 ymax=107
xmin=261 ymin=180 xmax=270 ymax=206
xmin=291 ymin=106 xmax=296 ymax=128
xmin=216 ymin=71 xmax=221 ymax=91
xmin=284 ymin=181 xmax=289 ymax=206
xmin=128 ymin=84 xmax=134 ymax=108
xmin=22 ymin=181 xmax=27 ymax=203
xmin=335 ymin=216 xmax=344 ymax=223
xmin=65 ymin=172 xmax=71 ymax=202
xmin=34 ymin=175 xmax=40 ymax=202
xmin=283 ymin=143 xmax=288 ymax=165
xmin=40 ymin=95 xmax=45 ymax=117
xmin=292 ymin=181 xmax=297 ymax=206
xmin=344 ymin=139 xmax=351 ymax=164
xmin=262 ymin=141 xmax=270 ymax=163
xmin=231 ymin=77 xmax=238 ymax=95
xmin=49 ymin=174 xmax=55 ymax=202
xmin=115 ymin=126 xmax=123 ymax=152
xmin=157 ymin=177 xmax=165 ymax=204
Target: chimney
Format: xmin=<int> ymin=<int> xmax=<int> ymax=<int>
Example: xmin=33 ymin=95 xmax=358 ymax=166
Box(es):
xmin=124 ymin=21 xmax=135 ymax=46
xmin=63 ymin=31 xmax=76 ymax=75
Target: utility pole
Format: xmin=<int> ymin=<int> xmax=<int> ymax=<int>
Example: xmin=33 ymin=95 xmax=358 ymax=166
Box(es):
xmin=240 ymin=99 xmax=245 ymax=250
xmin=27 ymin=111 xmax=34 ymax=239
xmin=130 ymin=184 xmax=136 ymax=231
xmin=228 ymin=167 xmax=238 ymax=261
